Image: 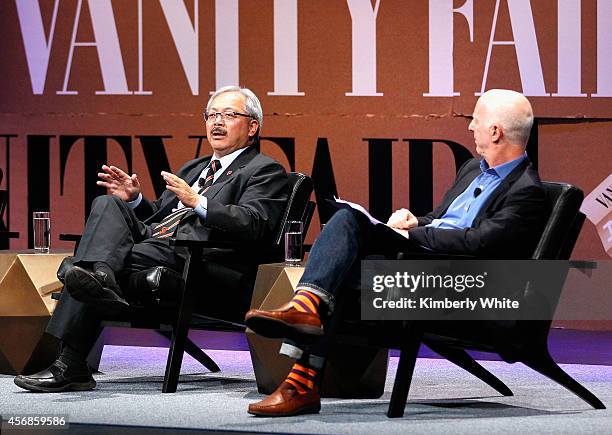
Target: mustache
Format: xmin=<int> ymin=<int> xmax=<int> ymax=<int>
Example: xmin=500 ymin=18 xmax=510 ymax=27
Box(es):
xmin=211 ymin=127 xmax=226 ymax=135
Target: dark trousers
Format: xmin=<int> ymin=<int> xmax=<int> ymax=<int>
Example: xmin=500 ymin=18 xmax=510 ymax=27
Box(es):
xmin=46 ymin=195 xmax=184 ymax=354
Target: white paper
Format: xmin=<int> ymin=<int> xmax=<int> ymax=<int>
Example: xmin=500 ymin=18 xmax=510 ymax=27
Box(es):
xmin=334 ymin=197 xmax=382 ymax=225
xmin=333 ymin=197 xmax=410 ymax=239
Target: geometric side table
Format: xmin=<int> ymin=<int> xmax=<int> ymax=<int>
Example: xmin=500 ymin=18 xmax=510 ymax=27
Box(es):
xmin=0 ymin=251 xmax=71 ymax=375
xmin=246 ymin=263 xmax=389 ymax=399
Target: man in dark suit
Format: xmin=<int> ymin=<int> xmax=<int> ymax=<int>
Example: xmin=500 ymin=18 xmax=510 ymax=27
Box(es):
xmin=245 ymin=89 xmax=548 ymax=416
xmin=15 ymin=86 xmax=289 ymax=392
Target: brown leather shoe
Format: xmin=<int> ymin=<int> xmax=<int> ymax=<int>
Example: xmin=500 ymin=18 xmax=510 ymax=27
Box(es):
xmin=245 ymin=302 xmax=323 ymax=342
xmin=248 ymin=382 xmax=321 ymax=417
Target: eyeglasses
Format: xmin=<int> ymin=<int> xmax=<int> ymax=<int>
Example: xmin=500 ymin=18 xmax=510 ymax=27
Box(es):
xmin=203 ymin=110 xmax=253 ymax=123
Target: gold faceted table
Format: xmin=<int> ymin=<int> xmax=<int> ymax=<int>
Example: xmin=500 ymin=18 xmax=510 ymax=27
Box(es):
xmin=247 ymin=263 xmax=388 ymax=398
xmin=0 ymin=251 xmax=71 ymax=374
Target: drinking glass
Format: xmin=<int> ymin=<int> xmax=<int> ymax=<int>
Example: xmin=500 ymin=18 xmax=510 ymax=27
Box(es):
xmin=33 ymin=211 xmax=51 ymax=253
xmin=284 ymin=221 xmax=303 ymax=265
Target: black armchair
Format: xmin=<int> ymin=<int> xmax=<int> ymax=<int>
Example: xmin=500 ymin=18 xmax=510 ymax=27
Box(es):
xmin=337 ymin=181 xmax=605 ymax=417
xmin=56 ymin=172 xmax=315 ymax=392
xmin=0 ymin=169 xmax=19 ymax=247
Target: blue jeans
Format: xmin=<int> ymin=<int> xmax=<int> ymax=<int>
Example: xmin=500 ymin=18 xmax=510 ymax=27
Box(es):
xmin=281 ymin=208 xmax=423 ymax=367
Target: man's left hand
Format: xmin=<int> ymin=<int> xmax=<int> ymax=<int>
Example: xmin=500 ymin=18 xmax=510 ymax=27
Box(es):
xmin=387 ymin=208 xmax=418 ymax=230
xmin=162 ymin=171 xmax=200 ymax=208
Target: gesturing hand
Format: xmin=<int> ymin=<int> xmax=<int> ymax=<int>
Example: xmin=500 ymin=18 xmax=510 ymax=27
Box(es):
xmin=97 ymin=165 xmax=141 ymax=201
xmin=161 ymin=171 xmax=201 ymax=208
xmin=387 ymin=208 xmax=418 ymax=230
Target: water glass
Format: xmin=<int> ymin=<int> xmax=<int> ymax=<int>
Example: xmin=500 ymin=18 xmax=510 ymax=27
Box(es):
xmin=284 ymin=220 xmax=303 ymax=265
xmin=33 ymin=211 xmax=51 ymax=253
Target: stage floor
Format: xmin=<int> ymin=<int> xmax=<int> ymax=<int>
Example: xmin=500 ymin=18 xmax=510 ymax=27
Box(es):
xmin=0 ymin=346 xmax=611 ymax=434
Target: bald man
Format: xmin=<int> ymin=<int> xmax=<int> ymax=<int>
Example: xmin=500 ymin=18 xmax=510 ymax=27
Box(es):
xmin=245 ymin=89 xmax=549 ymax=417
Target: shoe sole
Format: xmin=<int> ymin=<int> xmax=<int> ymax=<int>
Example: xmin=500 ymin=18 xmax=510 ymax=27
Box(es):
xmin=14 ymin=377 xmax=96 ymax=393
xmin=65 ymin=266 xmax=128 ymax=310
xmin=245 ymin=315 xmax=323 ymax=343
xmin=248 ymin=403 xmax=321 ymax=417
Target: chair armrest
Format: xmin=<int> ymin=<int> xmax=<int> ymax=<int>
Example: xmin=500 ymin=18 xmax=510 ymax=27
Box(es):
xmin=170 ymin=239 xmax=242 ymax=250
xmin=59 ymin=233 xmax=82 ymax=242
xmin=0 ymin=231 xmax=19 ymax=239
xmin=60 ymin=235 xmax=239 ymax=249
xmin=568 ymin=260 xmax=597 ymax=270
xmin=171 ymin=239 xmax=285 ymax=264
xmin=397 ymin=251 xmax=476 ymax=260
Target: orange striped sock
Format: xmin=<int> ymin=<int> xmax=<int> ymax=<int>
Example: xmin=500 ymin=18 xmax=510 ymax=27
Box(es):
xmin=285 ymin=362 xmax=318 ymax=395
xmin=290 ymin=290 xmax=321 ymax=315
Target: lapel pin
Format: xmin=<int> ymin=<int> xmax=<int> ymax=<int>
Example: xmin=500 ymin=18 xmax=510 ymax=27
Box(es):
xmin=226 ymin=170 xmax=233 ymax=176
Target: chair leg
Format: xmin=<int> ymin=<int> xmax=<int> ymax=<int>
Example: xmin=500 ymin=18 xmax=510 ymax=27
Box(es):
xmin=387 ymin=328 xmax=423 ymax=418
xmin=162 ymin=251 xmax=200 ymax=393
xmin=157 ymin=330 xmax=220 ymax=373
xmin=425 ymin=342 xmax=513 ymax=397
xmin=85 ymin=330 xmax=107 ymax=373
xmin=162 ymin=324 xmax=190 ymax=393
xmin=521 ymin=350 xmax=606 ymax=409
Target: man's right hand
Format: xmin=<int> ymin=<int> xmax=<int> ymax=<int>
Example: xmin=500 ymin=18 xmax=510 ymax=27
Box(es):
xmin=97 ymin=165 xmax=141 ymax=201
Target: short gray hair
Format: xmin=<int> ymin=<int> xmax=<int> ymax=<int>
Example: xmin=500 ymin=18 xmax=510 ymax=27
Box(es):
xmin=206 ymin=86 xmax=263 ymax=131
xmin=500 ymin=104 xmax=534 ymax=146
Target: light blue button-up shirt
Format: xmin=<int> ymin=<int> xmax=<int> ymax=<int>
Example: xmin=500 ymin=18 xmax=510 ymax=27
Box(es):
xmin=427 ymin=153 xmax=527 ymax=229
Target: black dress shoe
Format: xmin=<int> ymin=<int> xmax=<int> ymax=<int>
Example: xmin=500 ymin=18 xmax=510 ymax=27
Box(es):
xmin=14 ymin=360 xmax=96 ymax=393
xmin=64 ymin=266 xmax=129 ymax=311
xmin=56 ymin=256 xmax=76 ymax=283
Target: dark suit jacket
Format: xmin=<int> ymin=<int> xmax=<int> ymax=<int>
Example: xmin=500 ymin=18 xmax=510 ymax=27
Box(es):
xmin=133 ymin=146 xmax=289 ymax=248
xmin=408 ymin=158 xmax=548 ymax=258
xmin=132 ymin=146 xmax=289 ymax=317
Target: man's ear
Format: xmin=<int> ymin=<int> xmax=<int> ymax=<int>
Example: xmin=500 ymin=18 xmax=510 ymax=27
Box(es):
xmin=248 ymin=119 xmax=259 ymax=139
xmin=490 ymin=124 xmax=502 ymax=143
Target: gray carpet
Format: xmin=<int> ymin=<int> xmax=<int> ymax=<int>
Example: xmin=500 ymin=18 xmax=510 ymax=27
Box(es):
xmin=0 ymin=346 xmax=610 ymax=434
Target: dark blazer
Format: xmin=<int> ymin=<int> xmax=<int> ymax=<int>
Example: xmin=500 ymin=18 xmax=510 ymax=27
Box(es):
xmin=408 ymin=157 xmax=548 ymax=258
xmin=132 ymin=146 xmax=289 ymax=317
xmin=134 ymin=147 xmax=289 ymax=261
xmin=133 ymin=146 xmax=289 ymax=247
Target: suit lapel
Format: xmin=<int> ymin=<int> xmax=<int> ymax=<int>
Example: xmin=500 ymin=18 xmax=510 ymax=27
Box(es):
xmin=163 ymin=157 xmax=212 ymax=207
xmin=475 ymin=158 xmax=530 ymax=219
xmin=202 ymin=146 xmax=258 ymax=199
xmin=145 ymin=147 xmax=257 ymax=223
xmin=452 ymin=166 xmax=480 ymax=201
xmin=438 ymin=162 xmax=481 ymax=214
xmin=144 ymin=157 xmax=211 ymax=223
xmin=186 ymin=156 xmax=212 ymax=186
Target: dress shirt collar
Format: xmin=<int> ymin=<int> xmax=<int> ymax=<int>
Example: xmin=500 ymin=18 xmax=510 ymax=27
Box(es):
xmin=211 ymin=146 xmax=250 ymax=173
xmin=480 ymin=152 xmax=528 ymax=179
